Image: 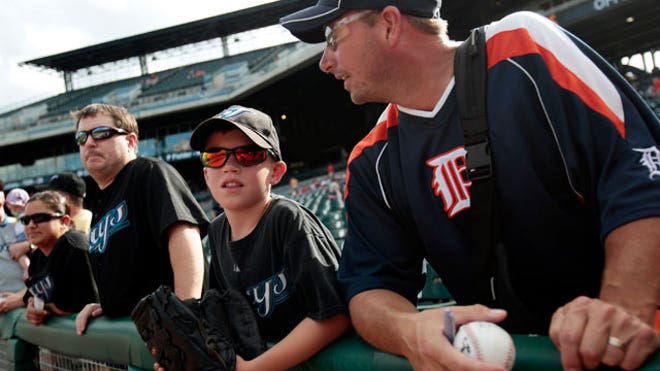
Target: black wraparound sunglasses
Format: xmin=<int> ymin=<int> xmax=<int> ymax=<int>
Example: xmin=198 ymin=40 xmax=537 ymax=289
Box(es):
xmin=20 ymin=212 xmax=64 ymax=225
xmin=75 ymin=126 xmax=128 ymax=146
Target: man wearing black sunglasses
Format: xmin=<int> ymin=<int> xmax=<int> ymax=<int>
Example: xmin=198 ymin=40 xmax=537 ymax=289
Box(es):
xmin=71 ymin=103 xmax=209 ymax=335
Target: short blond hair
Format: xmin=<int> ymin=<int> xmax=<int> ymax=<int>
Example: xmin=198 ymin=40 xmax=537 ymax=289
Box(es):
xmin=406 ymin=15 xmax=447 ymax=36
xmin=361 ymin=10 xmax=448 ymax=38
xmin=71 ymin=103 xmax=139 ymax=137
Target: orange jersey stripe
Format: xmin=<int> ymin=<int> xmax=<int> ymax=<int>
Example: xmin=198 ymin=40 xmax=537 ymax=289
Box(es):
xmin=487 ymin=28 xmax=625 ymax=138
xmin=344 ymin=104 xmax=400 ymax=199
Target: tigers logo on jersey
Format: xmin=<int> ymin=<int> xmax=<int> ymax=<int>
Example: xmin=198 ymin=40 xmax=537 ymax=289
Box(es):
xmin=426 ymin=147 xmax=472 ymax=218
xmin=633 ymin=146 xmax=660 ymax=180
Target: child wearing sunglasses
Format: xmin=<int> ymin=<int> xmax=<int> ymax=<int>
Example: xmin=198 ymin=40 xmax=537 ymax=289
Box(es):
xmin=21 ymin=191 xmax=99 ymax=326
xmin=148 ymin=105 xmax=349 ymax=371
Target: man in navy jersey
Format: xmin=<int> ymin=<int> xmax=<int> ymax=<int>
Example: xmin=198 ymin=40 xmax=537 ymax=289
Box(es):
xmin=281 ymin=0 xmax=660 ymax=369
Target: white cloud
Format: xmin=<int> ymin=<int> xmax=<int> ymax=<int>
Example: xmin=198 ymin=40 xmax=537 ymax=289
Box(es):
xmin=0 ymin=0 xmax=278 ymax=113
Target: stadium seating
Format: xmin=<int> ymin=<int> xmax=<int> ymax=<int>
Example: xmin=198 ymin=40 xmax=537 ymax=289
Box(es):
xmin=0 ymin=42 xmax=320 ymax=187
xmin=273 ymin=171 xmax=348 ymax=245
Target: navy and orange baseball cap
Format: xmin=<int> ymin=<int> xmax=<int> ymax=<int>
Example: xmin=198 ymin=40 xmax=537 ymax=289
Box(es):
xmin=280 ymin=0 xmax=442 ymax=43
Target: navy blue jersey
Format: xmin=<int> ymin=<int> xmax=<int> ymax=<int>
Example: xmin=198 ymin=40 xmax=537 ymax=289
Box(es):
xmin=338 ymin=12 xmax=660 ymax=333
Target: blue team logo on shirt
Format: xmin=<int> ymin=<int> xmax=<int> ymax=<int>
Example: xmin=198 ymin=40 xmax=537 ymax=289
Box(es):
xmin=245 ymin=267 xmax=290 ymax=318
xmin=89 ymin=201 xmax=130 ymax=254
xmin=28 ymin=275 xmax=54 ymax=302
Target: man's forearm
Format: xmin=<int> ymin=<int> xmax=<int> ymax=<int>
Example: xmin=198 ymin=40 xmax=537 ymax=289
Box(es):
xmin=168 ymin=223 xmax=204 ymax=299
xmin=601 ymin=216 xmax=660 ymax=323
xmin=349 ymin=289 xmax=419 ymax=357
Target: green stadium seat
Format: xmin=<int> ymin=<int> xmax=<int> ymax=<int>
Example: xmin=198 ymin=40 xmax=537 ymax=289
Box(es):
xmin=419 ymin=263 xmax=454 ymax=305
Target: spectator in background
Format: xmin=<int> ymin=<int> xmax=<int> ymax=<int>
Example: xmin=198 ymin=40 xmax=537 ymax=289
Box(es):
xmin=652 ymin=77 xmax=660 ymax=98
xmin=4 ymin=188 xmax=31 ymax=280
xmin=49 ymin=172 xmax=92 ymax=235
xmin=6 ymin=188 xmax=29 ymax=240
xmin=326 ymin=163 xmax=335 ymax=177
xmin=287 ymin=176 xmax=299 ymax=196
xmin=72 ymin=103 xmax=209 ymax=335
xmin=0 ymin=182 xmax=27 ymax=313
xmin=22 ymin=191 xmax=98 ymax=326
xmin=326 ymin=180 xmax=342 ymax=201
xmin=281 ymin=1 xmax=660 ymax=370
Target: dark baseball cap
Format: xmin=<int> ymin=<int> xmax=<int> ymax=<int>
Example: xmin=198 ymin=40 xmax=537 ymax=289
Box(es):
xmin=280 ymin=0 xmax=442 ymax=43
xmin=190 ymin=105 xmax=281 ymax=160
xmin=49 ymin=172 xmax=86 ymax=198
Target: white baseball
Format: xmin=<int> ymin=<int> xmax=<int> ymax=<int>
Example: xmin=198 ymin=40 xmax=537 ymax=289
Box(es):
xmin=452 ymin=321 xmax=515 ymax=370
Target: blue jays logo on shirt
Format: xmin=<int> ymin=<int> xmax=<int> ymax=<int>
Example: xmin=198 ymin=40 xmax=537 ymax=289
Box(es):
xmin=245 ymin=267 xmax=290 ymax=318
xmin=89 ymin=201 xmax=130 ymax=254
xmin=28 ymin=275 xmax=54 ymax=302
xmin=426 ymin=147 xmax=472 ymax=218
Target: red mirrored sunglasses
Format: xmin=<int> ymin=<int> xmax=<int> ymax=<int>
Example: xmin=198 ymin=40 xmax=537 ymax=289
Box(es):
xmin=201 ymin=145 xmax=271 ymax=168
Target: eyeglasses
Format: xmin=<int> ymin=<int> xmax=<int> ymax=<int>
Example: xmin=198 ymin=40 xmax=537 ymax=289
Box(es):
xmin=325 ymin=10 xmax=373 ymax=51
xmin=201 ymin=145 xmax=271 ymax=168
xmin=20 ymin=213 xmax=64 ymax=225
xmin=75 ymin=126 xmax=128 ymax=146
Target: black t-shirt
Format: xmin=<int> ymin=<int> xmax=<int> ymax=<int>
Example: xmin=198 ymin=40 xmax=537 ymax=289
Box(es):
xmin=88 ymin=157 xmax=209 ymax=317
xmin=208 ymin=196 xmax=346 ymax=342
xmin=23 ymin=230 xmax=98 ymax=313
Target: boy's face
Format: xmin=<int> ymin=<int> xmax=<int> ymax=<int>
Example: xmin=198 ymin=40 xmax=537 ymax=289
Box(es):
xmin=203 ymin=128 xmax=285 ymax=213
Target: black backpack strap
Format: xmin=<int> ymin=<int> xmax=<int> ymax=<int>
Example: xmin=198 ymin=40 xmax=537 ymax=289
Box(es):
xmin=453 ymin=28 xmax=539 ymax=332
xmin=454 ymin=26 xmax=490 ymax=180
xmin=453 ymin=26 xmax=498 ymax=304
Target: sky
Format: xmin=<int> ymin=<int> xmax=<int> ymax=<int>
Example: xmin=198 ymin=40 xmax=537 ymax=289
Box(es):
xmin=0 ymin=0 xmax=282 ymax=113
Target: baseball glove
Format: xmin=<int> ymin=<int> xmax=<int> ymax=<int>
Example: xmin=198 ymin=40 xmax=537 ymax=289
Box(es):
xmin=198 ymin=287 xmax=266 ymax=360
xmin=131 ymin=285 xmax=235 ymax=371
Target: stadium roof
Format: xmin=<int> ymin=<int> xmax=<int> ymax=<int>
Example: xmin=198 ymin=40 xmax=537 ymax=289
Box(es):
xmin=20 ymin=0 xmax=660 ymax=73
xmin=20 ymin=0 xmax=316 ymax=72
xmin=552 ymin=0 xmax=660 ymax=62
xmin=443 ymin=0 xmax=660 ymax=62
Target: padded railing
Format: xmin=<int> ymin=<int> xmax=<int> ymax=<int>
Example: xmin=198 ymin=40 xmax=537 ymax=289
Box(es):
xmin=2 ymin=308 xmax=660 ymax=370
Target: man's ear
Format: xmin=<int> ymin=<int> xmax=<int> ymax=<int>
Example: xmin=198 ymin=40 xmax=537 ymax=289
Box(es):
xmin=380 ymin=5 xmax=403 ymax=46
xmin=270 ymin=161 xmax=287 ymax=185
xmin=126 ymin=132 xmax=139 ymax=152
